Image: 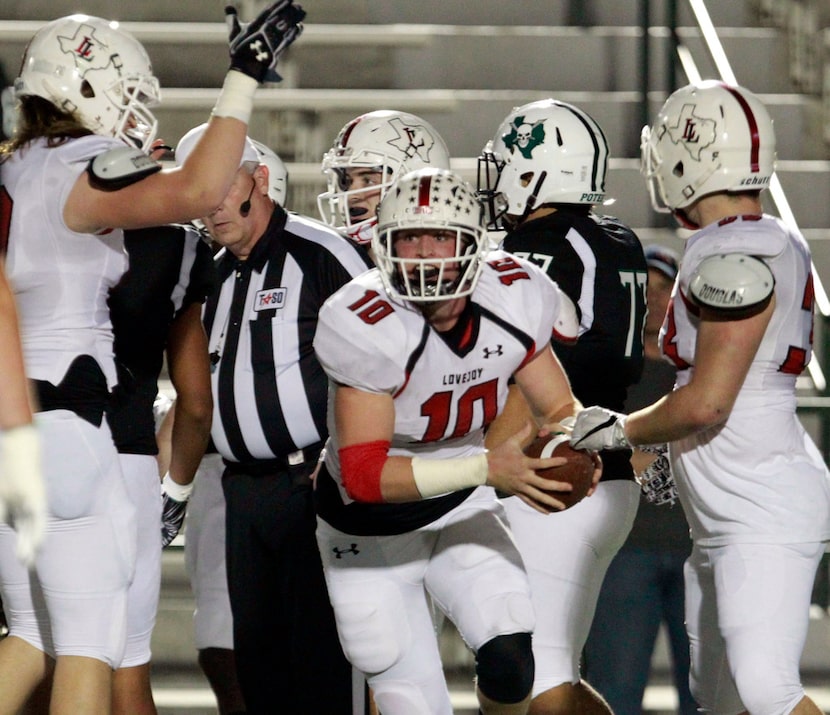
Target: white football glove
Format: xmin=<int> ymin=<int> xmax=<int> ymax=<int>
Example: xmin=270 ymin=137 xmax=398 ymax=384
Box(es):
xmin=570 ymin=406 xmax=631 ymax=452
xmin=0 ymin=424 xmax=47 ymax=567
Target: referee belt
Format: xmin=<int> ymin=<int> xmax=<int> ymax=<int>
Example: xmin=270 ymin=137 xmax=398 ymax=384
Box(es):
xmin=223 ymin=441 xmax=324 ymax=477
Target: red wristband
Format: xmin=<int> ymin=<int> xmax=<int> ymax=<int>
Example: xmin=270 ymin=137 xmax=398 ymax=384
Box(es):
xmin=338 ymin=440 xmax=390 ymax=504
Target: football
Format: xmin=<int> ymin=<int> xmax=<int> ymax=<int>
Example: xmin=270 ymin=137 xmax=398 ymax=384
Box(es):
xmin=525 ymin=433 xmax=596 ymax=509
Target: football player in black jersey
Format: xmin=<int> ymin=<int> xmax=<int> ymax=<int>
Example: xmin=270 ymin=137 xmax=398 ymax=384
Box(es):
xmin=480 ymin=98 xmax=648 ymax=715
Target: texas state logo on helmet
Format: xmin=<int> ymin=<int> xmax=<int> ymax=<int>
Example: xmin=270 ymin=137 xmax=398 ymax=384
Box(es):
xmin=640 ymin=80 xmax=776 ymax=215
xmin=318 ymin=110 xmax=451 ymax=245
xmin=15 ymin=14 xmax=160 ymax=150
xmin=477 ymin=98 xmax=610 ymax=229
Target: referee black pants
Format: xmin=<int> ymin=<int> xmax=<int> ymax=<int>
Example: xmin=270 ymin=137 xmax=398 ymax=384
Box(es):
xmin=223 ymin=462 xmax=355 ymax=714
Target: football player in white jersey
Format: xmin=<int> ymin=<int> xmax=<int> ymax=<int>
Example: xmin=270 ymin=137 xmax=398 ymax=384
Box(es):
xmin=0 ymin=5 xmax=304 ymax=714
xmin=313 ymin=167 xmax=599 ymax=715
xmin=318 ymin=109 xmax=451 ymax=250
xmin=571 ymin=81 xmax=830 ymax=715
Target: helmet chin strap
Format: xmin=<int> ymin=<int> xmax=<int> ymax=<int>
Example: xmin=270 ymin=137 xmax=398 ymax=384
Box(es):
xmin=519 ymin=170 xmax=548 ymax=225
xmin=674 ymin=208 xmax=699 ymax=231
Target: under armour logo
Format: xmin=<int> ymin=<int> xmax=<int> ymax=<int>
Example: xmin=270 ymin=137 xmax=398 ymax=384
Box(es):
xmin=332 ymin=543 xmax=360 ymax=559
xmin=483 ymin=345 xmax=503 ymax=358
xmin=249 ymin=39 xmax=269 ymax=62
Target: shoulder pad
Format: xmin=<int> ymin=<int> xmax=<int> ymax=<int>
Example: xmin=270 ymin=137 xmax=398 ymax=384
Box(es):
xmin=553 ymin=289 xmax=580 ymax=343
xmin=688 ymin=253 xmax=774 ymax=313
xmin=87 ymin=147 xmax=161 ymax=191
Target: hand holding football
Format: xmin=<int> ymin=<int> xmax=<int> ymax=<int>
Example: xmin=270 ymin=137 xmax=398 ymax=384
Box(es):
xmin=525 ymin=433 xmax=596 ymax=509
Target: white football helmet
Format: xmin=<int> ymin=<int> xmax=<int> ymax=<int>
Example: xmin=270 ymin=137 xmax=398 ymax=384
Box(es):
xmin=478 ymin=98 xmax=610 ymax=229
xmin=641 ymin=80 xmax=776 ymax=215
xmin=318 ymin=110 xmax=451 ymax=245
xmin=374 ymin=168 xmax=487 ymax=303
xmin=15 ymin=14 xmax=160 ymax=151
xmin=250 ymin=139 xmax=288 ymax=205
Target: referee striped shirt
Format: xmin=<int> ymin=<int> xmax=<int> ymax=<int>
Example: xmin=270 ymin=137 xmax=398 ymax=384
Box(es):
xmin=204 ymin=206 xmax=371 ymax=464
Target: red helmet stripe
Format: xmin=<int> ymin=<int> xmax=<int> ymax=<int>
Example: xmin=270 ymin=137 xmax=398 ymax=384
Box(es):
xmin=720 ymin=83 xmax=760 ymax=173
xmin=339 ymin=116 xmax=363 ymax=148
xmin=417 ymin=174 xmax=433 ymax=207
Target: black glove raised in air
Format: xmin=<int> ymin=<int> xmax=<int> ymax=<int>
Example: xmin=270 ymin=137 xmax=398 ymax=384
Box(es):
xmin=226 ymin=1 xmax=306 ymax=83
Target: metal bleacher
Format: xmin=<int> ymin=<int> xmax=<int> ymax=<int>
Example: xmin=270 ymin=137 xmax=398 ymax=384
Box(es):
xmin=2 ymin=1 xmax=830 ymax=711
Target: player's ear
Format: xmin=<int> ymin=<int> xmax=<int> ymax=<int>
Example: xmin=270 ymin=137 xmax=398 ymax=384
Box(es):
xmin=254 ymin=164 xmax=270 ymax=196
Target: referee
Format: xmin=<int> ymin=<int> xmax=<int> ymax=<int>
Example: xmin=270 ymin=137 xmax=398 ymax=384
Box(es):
xmin=176 ymin=124 xmax=372 ymax=714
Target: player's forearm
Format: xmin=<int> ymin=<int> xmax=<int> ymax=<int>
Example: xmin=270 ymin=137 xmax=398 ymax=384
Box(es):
xmin=0 ymin=292 xmax=35 ymax=429
xmin=167 ymin=400 xmax=211 ymax=486
xmin=485 ymin=385 xmax=533 ymax=450
xmin=625 ymin=386 xmax=727 ymax=445
xmin=0 ymin=365 xmax=34 ymax=429
xmin=540 ymin=398 xmax=582 ymax=433
xmin=340 ymin=445 xmax=487 ymax=504
xmin=381 ymin=455 xmax=430 ymax=502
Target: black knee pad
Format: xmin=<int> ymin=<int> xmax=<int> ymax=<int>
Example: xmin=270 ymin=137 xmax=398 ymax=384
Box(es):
xmin=475 ymin=632 xmax=534 ymax=704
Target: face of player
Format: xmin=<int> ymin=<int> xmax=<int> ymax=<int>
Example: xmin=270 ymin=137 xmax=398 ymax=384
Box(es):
xmin=201 ymin=167 xmax=262 ymax=258
xmin=392 ymin=229 xmax=461 ymax=293
xmin=340 ymin=167 xmax=384 ymax=223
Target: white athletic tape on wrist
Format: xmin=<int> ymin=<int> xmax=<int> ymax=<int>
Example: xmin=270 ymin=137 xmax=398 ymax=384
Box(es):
xmin=162 ymin=472 xmax=193 ymax=502
xmin=2 ymin=424 xmax=40 ymax=472
xmin=1 ymin=423 xmax=46 ymax=567
xmin=211 ymin=70 xmax=258 ymax=123
xmin=614 ymin=415 xmax=632 ymax=449
xmin=411 ymin=452 xmax=489 ymax=498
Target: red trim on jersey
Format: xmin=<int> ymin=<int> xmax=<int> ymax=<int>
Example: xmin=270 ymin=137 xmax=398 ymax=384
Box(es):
xmin=679 ymin=286 xmax=701 ymax=317
xmin=552 ymin=328 xmax=578 ymax=345
xmin=717 ymin=214 xmax=763 ymax=227
xmin=720 ymin=83 xmax=760 ymax=173
xmin=458 ymin=312 xmax=474 ymax=350
xmin=339 ymin=440 xmax=390 ymax=504
xmin=0 ymin=186 xmax=11 ymax=254
xmin=516 ymin=342 xmax=540 ymax=371
xmin=393 ymin=373 xmax=411 ymax=399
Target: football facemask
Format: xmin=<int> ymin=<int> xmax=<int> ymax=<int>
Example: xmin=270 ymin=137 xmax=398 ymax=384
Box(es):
xmin=16 ymin=14 xmax=160 ymax=150
xmin=318 ymin=110 xmax=451 ymax=245
xmin=640 ymin=80 xmax=776 ymax=214
xmin=374 ymin=168 xmax=487 ymax=303
xmin=478 ymin=98 xmax=609 ymax=229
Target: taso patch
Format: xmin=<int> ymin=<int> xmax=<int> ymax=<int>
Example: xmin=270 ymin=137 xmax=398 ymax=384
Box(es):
xmin=254 ymin=287 xmax=287 ymax=311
